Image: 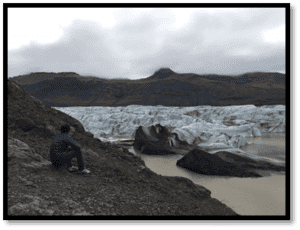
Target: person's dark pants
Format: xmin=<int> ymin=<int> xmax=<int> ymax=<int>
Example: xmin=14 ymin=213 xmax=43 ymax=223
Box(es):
xmin=50 ymin=148 xmax=85 ymax=171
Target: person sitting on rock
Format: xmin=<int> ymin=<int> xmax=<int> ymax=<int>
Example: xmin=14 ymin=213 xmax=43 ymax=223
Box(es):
xmin=49 ymin=124 xmax=91 ymax=174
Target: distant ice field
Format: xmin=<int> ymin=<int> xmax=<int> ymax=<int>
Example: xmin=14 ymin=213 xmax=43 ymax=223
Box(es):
xmin=54 ymin=104 xmax=285 ymax=154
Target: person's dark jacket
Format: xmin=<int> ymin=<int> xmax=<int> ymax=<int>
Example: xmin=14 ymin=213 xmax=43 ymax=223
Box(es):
xmin=49 ymin=133 xmax=81 ymax=158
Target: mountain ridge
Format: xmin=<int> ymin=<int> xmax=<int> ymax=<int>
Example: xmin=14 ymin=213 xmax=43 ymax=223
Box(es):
xmin=11 ymin=68 xmax=286 ymax=107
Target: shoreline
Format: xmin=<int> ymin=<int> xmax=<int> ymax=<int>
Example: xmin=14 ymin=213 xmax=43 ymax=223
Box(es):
xmin=132 ymin=149 xmax=286 ymax=216
xmin=127 ymin=132 xmax=286 ymax=216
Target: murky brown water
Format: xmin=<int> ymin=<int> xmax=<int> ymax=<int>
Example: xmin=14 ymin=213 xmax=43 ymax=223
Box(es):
xmin=241 ymin=133 xmax=286 ymax=161
xmin=129 ymin=133 xmax=286 ymax=216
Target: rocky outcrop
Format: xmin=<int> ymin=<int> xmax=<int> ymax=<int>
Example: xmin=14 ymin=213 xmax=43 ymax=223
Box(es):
xmin=8 ymin=137 xmax=52 ymax=173
xmin=8 ymin=136 xmax=102 ymax=173
xmin=215 ymin=151 xmax=285 ymax=171
xmin=7 ymin=137 xmax=95 ymax=216
xmin=134 ymin=124 xmax=285 ymax=177
xmin=30 ymin=95 xmax=47 ymax=112
xmin=7 ymin=134 xmax=238 ymax=216
xmin=7 ymin=79 xmax=95 ymax=150
xmin=133 ymin=124 xmax=194 ymax=155
xmin=133 ymin=123 xmax=253 ymax=156
xmin=148 ymin=68 xmax=177 ymax=80
xmin=176 ymin=148 xmax=261 ymax=178
xmin=8 ymin=79 xmax=85 ymax=135
xmin=176 ymin=148 xmax=285 ymax=178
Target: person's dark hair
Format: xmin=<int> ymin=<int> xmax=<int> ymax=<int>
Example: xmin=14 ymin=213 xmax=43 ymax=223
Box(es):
xmin=60 ymin=124 xmax=70 ymax=133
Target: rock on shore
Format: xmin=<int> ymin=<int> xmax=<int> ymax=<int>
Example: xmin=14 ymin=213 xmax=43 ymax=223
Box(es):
xmin=132 ymin=123 xmax=285 ymax=177
xmin=176 ymin=148 xmax=285 ymax=178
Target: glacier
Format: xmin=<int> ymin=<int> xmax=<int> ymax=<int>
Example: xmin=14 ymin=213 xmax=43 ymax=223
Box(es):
xmin=54 ymin=104 xmax=285 ymax=154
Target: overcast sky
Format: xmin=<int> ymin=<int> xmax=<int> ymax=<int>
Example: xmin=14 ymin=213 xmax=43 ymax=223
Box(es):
xmin=8 ymin=7 xmax=286 ymax=79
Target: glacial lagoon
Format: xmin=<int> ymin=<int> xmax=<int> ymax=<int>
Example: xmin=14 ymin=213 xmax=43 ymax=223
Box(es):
xmin=55 ymin=105 xmax=286 ymax=216
xmin=130 ymin=133 xmax=286 ymax=216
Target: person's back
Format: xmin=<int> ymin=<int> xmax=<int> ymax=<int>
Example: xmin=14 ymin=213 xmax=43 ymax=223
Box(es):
xmin=50 ymin=133 xmax=80 ymax=157
xmin=49 ymin=124 xmax=90 ymax=174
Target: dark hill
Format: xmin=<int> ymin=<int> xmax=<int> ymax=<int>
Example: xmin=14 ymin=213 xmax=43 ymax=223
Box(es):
xmin=6 ymin=78 xmax=239 ymax=216
xmin=147 ymin=68 xmax=177 ymax=80
xmin=11 ymin=69 xmax=286 ymax=107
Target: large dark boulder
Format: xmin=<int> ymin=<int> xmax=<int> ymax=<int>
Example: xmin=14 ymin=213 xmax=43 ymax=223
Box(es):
xmin=133 ymin=124 xmax=194 ymax=155
xmin=176 ymin=148 xmax=261 ymax=177
xmin=176 ymin=148 xmax=285 ymax=178
xmin=215 ymin=151 xmax=285 ymax=171
xmin=133 ymin=123 xmax=285 ymax=177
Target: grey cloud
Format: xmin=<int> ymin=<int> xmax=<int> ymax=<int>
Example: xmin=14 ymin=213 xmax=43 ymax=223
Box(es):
xmin=117 ymin=17 xmax=157 ymax=34
xmin=9 ymin=20 xmax=120 ymax=77
xmin=8 ymin=8 xmax=285 ymax=79
xmin=221 ymin=8 xmax=285 ymax=33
